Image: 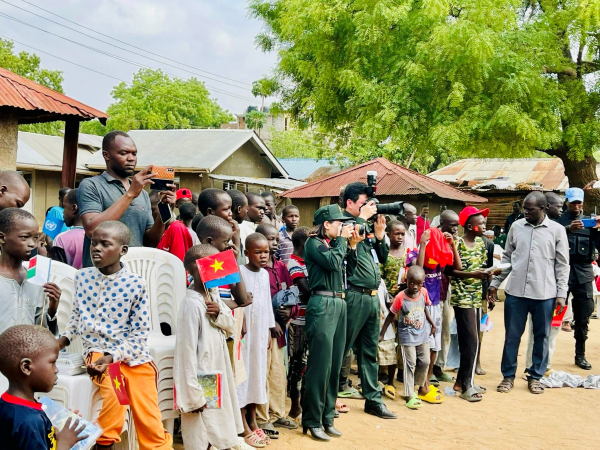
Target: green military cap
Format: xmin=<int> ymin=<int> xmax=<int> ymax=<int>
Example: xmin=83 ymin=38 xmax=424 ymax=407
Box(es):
xmin=313 ymin=204 xmax=353 ymax=225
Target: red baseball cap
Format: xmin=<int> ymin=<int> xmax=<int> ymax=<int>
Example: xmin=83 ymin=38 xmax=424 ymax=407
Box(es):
xmin=458 ymin=206 xmax=490 ymax=227
xmin=176 ymin=188 xmax=192 ymax=200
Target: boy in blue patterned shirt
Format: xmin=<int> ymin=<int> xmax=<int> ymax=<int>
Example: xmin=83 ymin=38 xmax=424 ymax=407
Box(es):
xmin=58 ymin=221 xmax=172 ymax=450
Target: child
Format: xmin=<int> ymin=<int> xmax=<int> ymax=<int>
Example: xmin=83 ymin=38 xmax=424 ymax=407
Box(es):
xmin=0 ymin=324 xmax=86 ymax=450
xmin=51 ymin=188 xmax=86 ymax=269
xmin=58 ymin=220 xmax=173 ymax=449
xmin=380 ymin=265 xmax=436 ymax=410
xmin=255 ymin=224 xmax=297 ymax=433
xmin=286 ymin=226 xmax=310 ymax=420
xmin=377 ymin=279 xmax=398 ymax=399
xmin=0 ymin=208 xmax=61 ymax=337
xmin=237 ymin=233 xmax=276 ymax=448
xmin=180 ymin=202 xmax=200 ymax=245
xmin=276 ymin=205 xmax=300 ymax=265
xmin=157 ymin=202 xmax=195 ymax=261
xmin=227 ymin=189 xmax=250 ymax=227
xmin=240 ymin=194 xmax=266 ymax=245
xmin=174 ymin=244 xmax=244 ymax=450
xmin=198 ymin=188 xmax=233 ymax=222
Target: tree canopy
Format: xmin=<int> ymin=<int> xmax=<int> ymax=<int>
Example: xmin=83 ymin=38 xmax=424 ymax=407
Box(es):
xmin=82 ymin=69 xmax=233 ymax=134
xmin=250 ymin=0 xmax=600 ymax=203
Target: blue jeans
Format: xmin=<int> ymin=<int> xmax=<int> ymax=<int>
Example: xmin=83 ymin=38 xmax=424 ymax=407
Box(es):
xmin=501 ymin=295 xmax=555 ymax=380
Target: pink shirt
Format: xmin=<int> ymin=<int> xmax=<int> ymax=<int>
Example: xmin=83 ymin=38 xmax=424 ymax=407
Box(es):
xmin=53 ymin=227 xmax=85 ymax=269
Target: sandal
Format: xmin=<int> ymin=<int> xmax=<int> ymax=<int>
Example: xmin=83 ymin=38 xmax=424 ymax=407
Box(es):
xmin=429 ymin=375 xmax=440 ymax=387
xmin=473 ymin=384 xmax=487 ymax=394
xmin=273 ymin=417 xmax=298 ymax=430
xmin=405 ymin=394 xmax=422 ymax=409
xmin=255 ymin=429 xmax=272 ymax=444
xmin=418 ymin=388 xmax=444 ymax=404
xmin=436 ymin=372 xmax=453 ymax=383
xmin=338 ymin=387 xmax=363 ymax=399
xmin=459 ymin=387 xmax=483 ymax=402
xmin=384 ymin=384 xmax=396 ymax=400
xmin=497 ymin=377 xmax=514 ymax=393
xmin=528 ymin=378 xmax=544 ymax=394
xmin=244 ymin=431 xmax=266 ymax=448
xmin=335 ymin=399 xmax=350 ymax=413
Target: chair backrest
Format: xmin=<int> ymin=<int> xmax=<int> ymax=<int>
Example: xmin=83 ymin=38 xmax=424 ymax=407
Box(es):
xmin=49 ymin=261 xmax=82 ymax=354
xmin=121 ymin=247 xmax=186 ymax=335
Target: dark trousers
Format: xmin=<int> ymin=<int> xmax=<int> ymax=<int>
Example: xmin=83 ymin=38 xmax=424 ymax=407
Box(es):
xmin=501 ymin=295 xmax=555 ymax=379
xmin=287 ymin=322 xmax=308 ymax=400
xmin=453 ymin=306 xmax=479 ymax=392
xmin=570 ymin=282 xmax=594 ymax=356
xmin=340 ymin=290 xmax=383 ymax=408
xmin=303 ymin=295 xmax=347 ymax=428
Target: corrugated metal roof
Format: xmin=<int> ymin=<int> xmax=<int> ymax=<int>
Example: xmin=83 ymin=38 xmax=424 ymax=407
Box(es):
xmin=279 ymin=158 xmax=342 ymax=181
xmin=17 ymin=132 xmax=97 ymax=174
xmin=281 ymin=157 xmax=487 ymax=202
xmin=428 ymin=158 xmax=569 ymax=191
xmin=0 ymin=67 xmax=108 ymax=124
xmin=209 ymin=174 xmax=305 ymax=191
xmin=85 ymin=129 xmax=288 ymax=177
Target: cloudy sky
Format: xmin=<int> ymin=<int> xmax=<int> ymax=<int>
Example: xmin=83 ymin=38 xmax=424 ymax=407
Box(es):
xmin=0 ymin=0 xmax=278 ymax=116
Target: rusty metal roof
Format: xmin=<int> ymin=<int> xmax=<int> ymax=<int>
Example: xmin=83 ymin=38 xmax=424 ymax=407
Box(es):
xmin=281 ymin=157 xmax=487 ymax=202
xmin=0 ymin=67 xmax=108 ymax=124
xmin=428 ymin=158 xmax=569 ymax=191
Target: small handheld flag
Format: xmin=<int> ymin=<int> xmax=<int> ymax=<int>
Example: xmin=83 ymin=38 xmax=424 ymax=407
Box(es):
xmin=26 ymin=255 xmax=51 ymax=287
xmin=107 ymin=362 xmax=130 ymax=405
xmin=551 ymin=305 xmax=567 ymax=327
xmin=42 ymin=215 xmax=64 ymax=239
xmin=196 ymin=249 xmax=240 ymax=289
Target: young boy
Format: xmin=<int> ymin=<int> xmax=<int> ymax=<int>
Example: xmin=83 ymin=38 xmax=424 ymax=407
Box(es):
xmin=180 ymin=202 xmax=200 ymax=245
xmin=237 ymin=233 xmax=276 ymax=448
xmin=255 ymin=224 xmax=296 ymax=432
xmin=0 ymin=324 xmax=86 ymax=450
xmin=286 ymin=226 xmax=310 ymax=420
xmin=240 ymin=193 xmax=266 ymax=245
xmin=51 ymin=188 xmax=86 ymax=269
xmin=228 ymin=189 xmax=250 ymax=226
xmin=0 ymin=208 xmax=61 ymax=337
xmin=276 ymin=205 xmax=299 ymax=265
xmin=377 ymin=279 xmax=397 ymax=399
xmin=380 ymin=266 xmax=436 ymax=410
xmin=174 ymin=244 xmax=244 ymax=450
xmin=157 ymin=203 xmax=194 ymax=261
xmin=58 ymin=220 xmax=173 ymax=450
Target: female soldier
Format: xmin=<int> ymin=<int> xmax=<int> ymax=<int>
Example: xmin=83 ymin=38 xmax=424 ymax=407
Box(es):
xmin=302 ymin=205 xmax=357 ymax=441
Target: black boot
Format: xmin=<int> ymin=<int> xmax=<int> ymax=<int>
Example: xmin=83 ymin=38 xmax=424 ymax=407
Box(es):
xmin=324 ymin=425 xmax=342 ymax=437
xmin=575 ymin=355 xmax=592 ymax=370
xmin=364 ymin=403 xmax=397 ymax=419
xmin=303 ymin=426 xmax=331 ymax=441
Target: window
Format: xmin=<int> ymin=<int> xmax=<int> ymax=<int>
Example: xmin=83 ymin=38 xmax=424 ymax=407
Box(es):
xmin=223 ymin=181 xmax=237 ymax=191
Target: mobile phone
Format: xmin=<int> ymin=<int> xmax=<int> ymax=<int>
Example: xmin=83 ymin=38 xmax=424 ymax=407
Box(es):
xmin=158 ymin=202 xmax=172 ymax=224
xmin=582 ymin=218 xmax=597 ymax=228
xmin=150 ymin=166 xmax=174 ymax=191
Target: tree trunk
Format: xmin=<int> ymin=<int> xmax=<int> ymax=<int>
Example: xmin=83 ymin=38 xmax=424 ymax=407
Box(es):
xmin=557 ymin=150 xmax=600 ymax=214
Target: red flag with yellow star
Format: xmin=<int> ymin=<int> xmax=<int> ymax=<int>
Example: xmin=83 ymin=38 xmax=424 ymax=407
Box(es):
xmin=108 ymin=362 xmax=130 ymax=405
xmin=196 ymin=249 xmax=240 ymax=288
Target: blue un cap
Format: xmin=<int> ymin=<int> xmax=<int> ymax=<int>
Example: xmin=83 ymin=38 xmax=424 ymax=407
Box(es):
xmin=565 ymin=187 xmax=584 ymax=203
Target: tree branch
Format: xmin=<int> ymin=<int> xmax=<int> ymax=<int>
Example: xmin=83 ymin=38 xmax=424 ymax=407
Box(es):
xmin=542 ymin=66 xmax=577 ymax=77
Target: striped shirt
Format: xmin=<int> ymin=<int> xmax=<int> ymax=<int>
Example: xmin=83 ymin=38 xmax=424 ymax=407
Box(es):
xmin=287 ymin=254 xmax=307 ymax=326
xmin=276 ymin=229 xmax=294 ymax=265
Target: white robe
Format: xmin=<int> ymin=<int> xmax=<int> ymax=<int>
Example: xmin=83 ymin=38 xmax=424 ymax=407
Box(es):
xmin=236 ymin=266 xmax=276 ymax=408
xmin=174 ymin=288 xmax=244 ymax=450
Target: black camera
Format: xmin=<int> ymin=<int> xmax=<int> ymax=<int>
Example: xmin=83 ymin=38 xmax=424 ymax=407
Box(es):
xmin=345 ymin=221 xmax=368 ymax=236
xmin=364 ymin=170 xmax=404 ymax=218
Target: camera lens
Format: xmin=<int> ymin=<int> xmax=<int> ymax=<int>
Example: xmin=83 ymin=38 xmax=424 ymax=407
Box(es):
xmin=376 ymin=202 xmax=404 ymax=216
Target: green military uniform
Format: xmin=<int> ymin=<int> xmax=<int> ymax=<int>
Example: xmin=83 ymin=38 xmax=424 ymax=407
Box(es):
xmin=342 ymin=211 xmax=389 ymax=408
xmin=302 ymin=205 xmax=351 ymax=429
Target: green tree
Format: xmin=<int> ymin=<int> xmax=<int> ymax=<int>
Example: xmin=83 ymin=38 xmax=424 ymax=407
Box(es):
xmin=250 ymin=0 xmax=600 ymax=207
xmin=245 ymin=110 xmax=267 ymax=136
xmin=0 ymin=38 xmax=65 ymax=136
xmin=82 ymin=68 xmax=233 ymax=134
xmin=251 ymin=76 xmax=280 ymax=111
xmin=268 ymin=127 xmax=329 ymax=158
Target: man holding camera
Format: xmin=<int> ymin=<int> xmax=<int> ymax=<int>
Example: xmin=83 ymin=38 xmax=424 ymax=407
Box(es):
xmin=339 ymin=182 xmax=397 ymax=419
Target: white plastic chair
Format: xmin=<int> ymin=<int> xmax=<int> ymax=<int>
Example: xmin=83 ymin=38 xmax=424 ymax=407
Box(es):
xmin=121 ymin=247 xmax=187 ymax=433
xmin=49 ymin=261 xmax=82 ymax=355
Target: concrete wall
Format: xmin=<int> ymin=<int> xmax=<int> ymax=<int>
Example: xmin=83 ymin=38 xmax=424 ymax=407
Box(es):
xmin=214 ymin=141 xmax=273 ymax=179
xmin=289 ymin=198 xmax=322 ymax=227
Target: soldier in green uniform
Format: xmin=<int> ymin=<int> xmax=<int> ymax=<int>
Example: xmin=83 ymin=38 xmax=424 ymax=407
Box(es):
xmin=340 ymin=182 xmax=397 ymax=419
xmin=302 ymin=205 xmax=354 ymax=441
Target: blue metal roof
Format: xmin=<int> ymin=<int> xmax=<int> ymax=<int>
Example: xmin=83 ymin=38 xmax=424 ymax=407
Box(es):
xmin=278 ymin=158 xmax=341 ymax=181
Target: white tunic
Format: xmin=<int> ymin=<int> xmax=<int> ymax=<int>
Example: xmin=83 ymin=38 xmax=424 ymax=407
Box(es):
xmin=174 ymin=288 xmax=244 ymax=449
xmin=236 ymin=266 xmax=276 ymax=408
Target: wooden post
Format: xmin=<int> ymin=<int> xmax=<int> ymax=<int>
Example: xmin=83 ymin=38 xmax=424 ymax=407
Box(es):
xmin=61 ymin=119 xmax=79 ymax=188
xmin=0 ymin=110 xmax=19 ymax=171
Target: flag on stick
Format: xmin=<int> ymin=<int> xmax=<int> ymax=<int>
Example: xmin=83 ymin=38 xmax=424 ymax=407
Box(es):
xmin=196 ymin=249 xmax=240 ymax=288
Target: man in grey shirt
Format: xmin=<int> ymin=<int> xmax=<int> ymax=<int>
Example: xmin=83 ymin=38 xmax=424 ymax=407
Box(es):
xmin=78 ymin=131 xmax=175 ymax=267
xmin=488 ymin=191 xmax=569 ymax=395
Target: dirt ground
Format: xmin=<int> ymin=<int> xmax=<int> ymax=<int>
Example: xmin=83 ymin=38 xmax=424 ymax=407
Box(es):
xmin=176 ymin=301 xmax=600 ymax=449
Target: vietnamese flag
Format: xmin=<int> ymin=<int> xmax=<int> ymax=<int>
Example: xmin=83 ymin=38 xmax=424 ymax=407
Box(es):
xmin=108 ymin=362 xmax=130 ymax=405
xmin=196 ymin=249 xmax=241 ymax=289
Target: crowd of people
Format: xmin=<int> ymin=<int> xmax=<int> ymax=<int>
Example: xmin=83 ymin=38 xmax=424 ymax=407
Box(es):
xmin=0 ymin=130 xmax=597 ymax=449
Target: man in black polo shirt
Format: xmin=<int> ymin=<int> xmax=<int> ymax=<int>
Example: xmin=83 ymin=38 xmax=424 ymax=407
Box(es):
xmin=78 ymin=131 xmax=176 ymax=267
xmin=558 ymin=188 xmax=600 ymax=370
xmin=504 ymin=201 xmax=524 ymax=234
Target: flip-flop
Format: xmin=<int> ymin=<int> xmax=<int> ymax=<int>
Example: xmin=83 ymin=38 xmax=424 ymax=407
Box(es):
xmin=473 ymin=384 xmax=487 ymax=394
xmin=405 ymin=395 xmax=422 ymax=409
xmin=338 ymin=387 xmax=364 ymax=399
xmin=245 ymin=431 xmax=266 ymax=448
xmin=436 ymin=372 xmax=453 ymax=383
xmin=460 ymin=387 xmax=483 ymax=402
xmin=273 ymin=417 xmax=298 ymax=430
xmin=418 ymin=388 xmax=444 ymax=404
xmin=335 ymin=400 xmax=350 ymax=413
xmin=384 ymin=384 xmax=396 ymax=400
